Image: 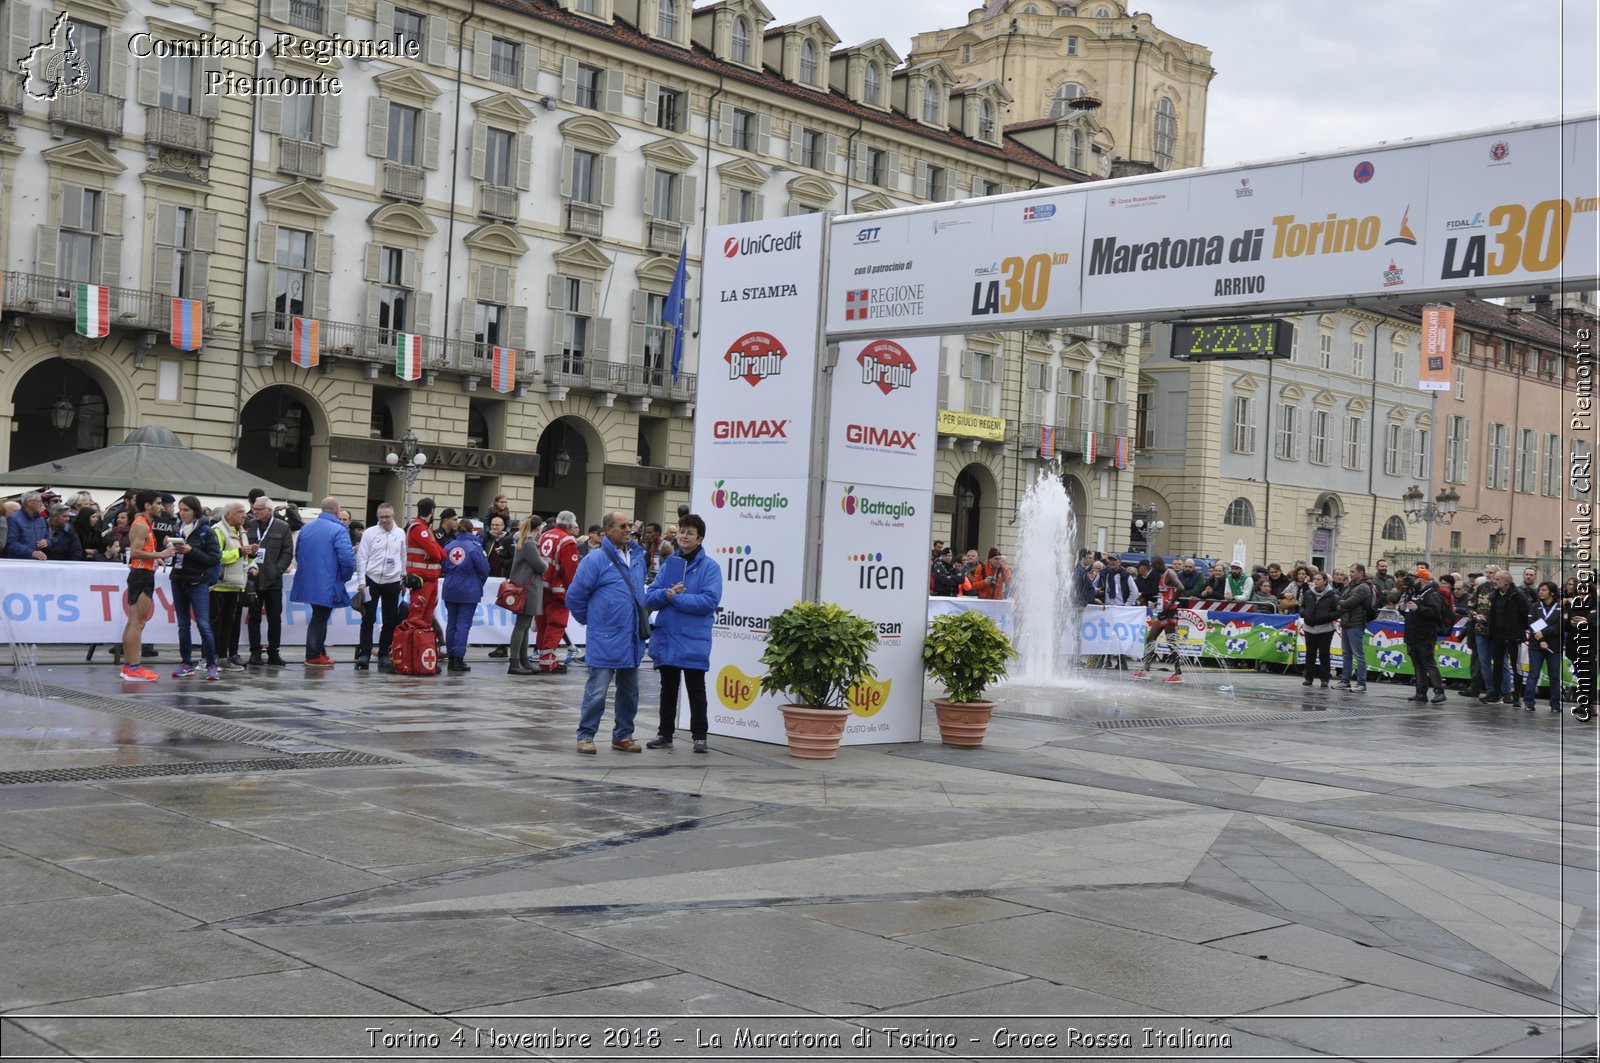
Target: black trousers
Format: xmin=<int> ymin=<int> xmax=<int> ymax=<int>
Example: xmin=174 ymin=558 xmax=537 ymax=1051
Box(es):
xmin=359 ymin=580 xmax=403 ymax=660
xmin=1303 ymin=631 xmax=1334 ymax=681
xmin=248 ymin=587 xmax=283 ymax=654
xmin=657 ymin=665 xmax=709 ymax=740
xmin=211 ymin=591 xmax=242 ymax=659
xmin=1408 ymin=637 xmax=1443 ymax=693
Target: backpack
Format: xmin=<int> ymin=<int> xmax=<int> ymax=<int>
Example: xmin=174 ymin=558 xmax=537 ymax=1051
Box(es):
xmin=1360 ymin=580 xmax=1380 ymax=624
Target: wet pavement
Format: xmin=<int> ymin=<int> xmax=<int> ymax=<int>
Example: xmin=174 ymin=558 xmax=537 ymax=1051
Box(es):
xmin=0 ymin=646 xmax=1595 ymax=1062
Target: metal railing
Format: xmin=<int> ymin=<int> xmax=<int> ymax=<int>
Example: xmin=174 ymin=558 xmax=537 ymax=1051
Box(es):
xmin=277 ymin=138 xmax=324 ymax=179
xmin=144 ymin=107 xmax=211 ymax=153
xmin=7 ymin=271 xmax=176 ymax=332
xmin=479 ymin=184 xmax=518 ymax=221
xmin=647 ymin=219 xmax=683 ymax=254
xmin=564 ymin=201 xmax=603 ymax=238
xmin=382 ymin=161 xmax=425 ymax=202
xmin=49 ymin=90 xmax=124 ymax=135
xmin=250 ymin=312 xmax=535 ymax=380
xmin=544 ymin=353 xmax=621 ymax=391
xmin=286 ymin=0 xmax=324 ymax=31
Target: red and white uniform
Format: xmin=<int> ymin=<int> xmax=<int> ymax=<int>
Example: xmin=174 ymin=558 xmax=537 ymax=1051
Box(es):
xmin=403 ymin=518 xmax=445 ymax=630
xmin=535 ymin=525 xmax=581 ymax=671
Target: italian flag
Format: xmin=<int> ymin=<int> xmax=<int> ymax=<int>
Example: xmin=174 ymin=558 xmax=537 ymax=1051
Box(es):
xmin=75 ymin=284 xmax=110 ymax=338
xmin=395 ymin=332 xmax=422 ymax=381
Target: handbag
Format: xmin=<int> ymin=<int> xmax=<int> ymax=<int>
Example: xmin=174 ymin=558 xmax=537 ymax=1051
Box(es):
xmin=495 ymin=579 xmax=527 ymax=613
xmin=242 ymin=572 xmax=260 ymax=608
xmin=602 ymin=544 xmax=652 ymax=642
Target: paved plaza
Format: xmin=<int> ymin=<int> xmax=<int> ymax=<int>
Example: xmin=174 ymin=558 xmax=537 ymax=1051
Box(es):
xmin=0 ymin=647 xmax=1595 ymax=1061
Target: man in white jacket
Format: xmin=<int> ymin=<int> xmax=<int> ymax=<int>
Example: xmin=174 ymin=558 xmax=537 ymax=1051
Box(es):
xmin=354 ymin=503 xmax=407 ymax=671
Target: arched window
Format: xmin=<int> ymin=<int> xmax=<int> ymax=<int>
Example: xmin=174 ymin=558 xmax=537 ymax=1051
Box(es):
xmin=657 ymin=0 xmax=677 ymax=38
xmin=799 ymin=39 xmax=818 ymax=84
xmin=1049 ymin=82 xmax=1084 ymax=118
xmin=1095 ymin=6 xmax=1110 ymax=15
xmin=864 ymin=60 xmax=880 ymax=104
xmin=1153 ymin=96 xmax=1177 ymax=168
xmin=1223 ymin=497 xmax=1255 ymax=526
xmin=1021 ymin=3 xmax=1038 ymax=12
xmin=922 ymin=80 xmax=940 ymax=124
xmin=978 ymin=98 xmax=995 ymax=140
xmin=731 ymin=16 xmax=750 ymax=63
xmin=1069 ymin=128 xmax=1084 ymax=170
xmin=1382 ymin=516 xmax=1406 ymax=541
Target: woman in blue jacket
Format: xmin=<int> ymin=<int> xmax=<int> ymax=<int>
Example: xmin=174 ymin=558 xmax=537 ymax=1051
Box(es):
xmin=442 ymin=531 xmax=489 ymax=673
xmin=643 ymin=513 xmax=723 ymax=753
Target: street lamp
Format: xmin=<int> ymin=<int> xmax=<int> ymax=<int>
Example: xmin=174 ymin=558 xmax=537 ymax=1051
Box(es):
xmin=1134 ymin=503 xmax=1165 ymax=558
xmin=50 ymin=398 xmax=75 ymax=430
xmin=385 ymin=427 xmax=428 ymax=516
xmin=1402 ymin=485 xmax=1459 ymax=567
xmin=267 ymin=420 xmax=290 ymax=450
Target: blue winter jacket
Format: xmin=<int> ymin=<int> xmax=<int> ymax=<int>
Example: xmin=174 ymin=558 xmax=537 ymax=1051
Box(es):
xmin=5 ymin=508 xmax=49 ymax=559
xmin=644 ymin=545 xmax=723 ymax=670
xmin=566 ymin=536 xmax=647 ymax=669
xmin=287 ymin=511 xmax=356 ymax=608
xmin=442 ymin=533 xmax=490 ymax=604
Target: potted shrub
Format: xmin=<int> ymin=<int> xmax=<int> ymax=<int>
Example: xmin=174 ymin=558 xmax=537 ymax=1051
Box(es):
xmin=759 ymin=600 xmax=880 ymax=759
xmin=922 ymin=609 xmax=1015 ymax=746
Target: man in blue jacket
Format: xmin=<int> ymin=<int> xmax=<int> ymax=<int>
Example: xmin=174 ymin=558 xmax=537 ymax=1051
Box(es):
xmin=442 ymin=528 xmax=489 ymax=673
xmin=6 ymin=492 xmax=51 ymax=559
xmin=642 ymin=513 xmax=723 ymax=753
xmin=287 ymin=497 xmax=355 ymax=667
xmin=565 ymin=510 xmax=648 ymax=754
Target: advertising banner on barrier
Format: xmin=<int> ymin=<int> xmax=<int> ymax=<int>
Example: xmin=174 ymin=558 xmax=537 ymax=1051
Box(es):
xmin=692 ymin=216 xmax=825 ymax=745
xmin=929 ymin=598 xmax=1150 ymax=658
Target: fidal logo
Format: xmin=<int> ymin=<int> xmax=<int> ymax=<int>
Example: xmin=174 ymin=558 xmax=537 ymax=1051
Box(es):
xmin=847 ymin=676 xmax=891 ymax=718
xmin=725 ymin=331 xmax=786 ymax=386
xmin=856 ymin=339 xmax=916 ymax=395
xmin=716 ymin=664 xmax=762 ymax=709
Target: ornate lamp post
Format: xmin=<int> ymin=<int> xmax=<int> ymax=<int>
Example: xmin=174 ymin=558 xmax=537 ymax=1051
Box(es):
xmin=1134 ymin=503 xmax=1165 ymax=559
xmin=385 ymin=428 xmax=429 ymax=516
xmin=1402 ymin=485 xmax=1459 ymax=568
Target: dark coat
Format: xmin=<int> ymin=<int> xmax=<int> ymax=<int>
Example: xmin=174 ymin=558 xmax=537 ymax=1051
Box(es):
xmin=1299 ymin=584 xmax=1341 ymax=632
xmin=507 ymin=538 xmax=548 ymax=617
xmin=248 ymin=515 xmax=295 ymax=590
xmin=168 ymin=519 xmax=220 ymax=586
xmin=5 ymin=508 xmax=49 ymax=558
xmin=1485 ymin=585 xmax=1531 ymax=642
xmin=45 ymin=521 xmax=84 ymax=561
xmin=931 ymin=558 xmax=965 ymax=597
xmin=1402 ymin=581 xmax=1447 ymax=642
xmin=1337 ymin=579 xmax=1377 ymax=628
xmin=442 ymin=534 xmax=490 ymax=604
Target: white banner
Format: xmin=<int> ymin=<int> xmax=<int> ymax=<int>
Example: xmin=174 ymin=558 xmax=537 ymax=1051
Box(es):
xmin=928 ymin=597 xmax=1148 ymax=657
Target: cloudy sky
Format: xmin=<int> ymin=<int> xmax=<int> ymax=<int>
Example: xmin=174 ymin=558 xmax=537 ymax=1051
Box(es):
xmin=790 ymin=0 xmax=1598 ymax=167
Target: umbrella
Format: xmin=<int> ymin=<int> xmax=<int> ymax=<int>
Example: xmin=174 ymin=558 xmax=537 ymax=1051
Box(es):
xmin=0 ymin=426 xmax=302 ymax=502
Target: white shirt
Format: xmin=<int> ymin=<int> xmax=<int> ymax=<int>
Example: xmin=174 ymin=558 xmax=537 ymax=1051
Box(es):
xmin=355 ymin=522 xmax=407 ymax=584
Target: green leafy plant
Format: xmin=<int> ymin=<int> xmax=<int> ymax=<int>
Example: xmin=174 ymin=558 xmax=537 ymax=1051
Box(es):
xmin=922 ymin=609 xmax=1015 ymax=703
xmin=759 ymin=600 xmax=880 ymax=709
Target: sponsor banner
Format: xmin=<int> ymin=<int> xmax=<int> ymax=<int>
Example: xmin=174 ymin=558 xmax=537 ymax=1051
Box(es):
xmin=1418 ymin=305 xmax=1455 ymax=391
xmin=927 ymin=599 xmax=1163 ymax=658
xmin=826 ymin=194 xmax=1087 ymax=338
xmin=935 ymin=409 xmax=1006 ymax=441
xmin=0 ymin=560 xmax=540 ymax=646
xmin=827 ymin=336 xmax=940 ymax=490
xmin=694 ymin=215 xmax=825 ymax=481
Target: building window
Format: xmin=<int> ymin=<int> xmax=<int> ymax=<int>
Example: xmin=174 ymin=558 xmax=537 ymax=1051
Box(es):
xmin=1454 ymin=364 xmax=1466 ymax=400
xmin=273 ymin=227 xmax=311 ymax=317
xmin=66 ymin=20 xmax=104 ymax=93
xmin=1318 ymin=330 xmax=1332 ymax=369
xmin=730 ymin=108 xmax=755 ymax=150
xmin=575 ymin=0 xmax=598 ymax=12
xmin=1351 ymin=339 xmax=1366 ymax=378
xmin=731 ymin=16 xmax=750 ymax=63
xmin=1501 ymin=338 xmax=1514 ymax=366
xmin=1450 ymin=530 xmax=1461 ymax=550
xmin=1275 ymin=402 xmax=1299 ymax=460
xmin=800 ymin=128 xmax=823 ymax=170
xmin=1444 ymin=415 xmax=1469 ymax=483
xmin=927 ymin=165 xmax=947 ymax=201
xmin=474 ymin=302 xmax=503 ymax=354
xmin=1515 ymin=427 xmax=1537 ymax=493
xmin=1289 ymin=325 xmax=1299 ymax=361
xmin=975 ymin=177 xmax=1000 ymax=197
xmin=799 ymin=39 xmax=818 ymax=85
xmin=655 ymin=87 xmax=683 ymax=131
xmin=1309 ymin=409 xmax=1331 ymax=465
xmin=1487 ymin=422 xmax=1509 ymax=489
xmin=155 ymin=204 xmax=211 ymax=300
xmin=1153 ymin=96 xmax=1176 ymax=168
xmin=1049 ymin=82 xmax=1084 ymax=118
xmin=732 ymin=187 xmax=759 ymax=223
xmin=652 ymin=168 xmax=679 ymax=219
xmin=866 ymin=147 xmax=887 ymax=185
xmin=1413 ymin=429 xmax=1429 ymax=481
xmin=1382 ymin=516 xmax=1406 ymax=541
xmin=864 ymin=61 xmax=880 ymax=105
xmin=657 ymin=0 xmax=678 ymax=37
xmin=483 ymin=127 xmax=514 ymax=187
xmin=1384 ymin=423 xmax=1403 ymax=475
xmin=1066 ymin=35 xmax=1078 ymax=54
xmin=392 ymin=8 xmax=424 ymax=52
xmin=574 ymin=63 xmax=603 ymax=109
xmin=282 ymin=94 xmax=316 ymax=142
xmin=559 ymin=278 xmax=590 ymax=366
xmin=1230 ymin=396 xmax=1255 ymax=454
xmin=1545 ymin=433 xmax=1562 ymax=495
xmin=378 ymin=247 xmax=410 ymax=338
xmin=1136 ymin=391 xmax=1153 ymax=448
xmin=489 ymin=38 xmax=520 ymax=86
xmin=979 ymin=99 xmax=995 ymax=140
xmin=1070 ymin=129 xmax=1085 ymax=170
xmin=159 ymin=55 xmax=195 ymax=113
xmin=922 ymin=81 xmax=940 ymax=124
xmin=1391 ymin=344 xmax=1405 ymax=384
xmin=569 ymin=148 xmax=598 ymax=203
xmin=1344 ymin=414 xmax=1365 ymax=470
xmin=387 ymin=102 xmax=419 ymax=164
xmin=57 ymin=187 xmax=102 ymax=283
xmin=963 ymin=349 xmax=997 ymax=413
xmin=1223 ymin=498 xmax=1254 ymax=526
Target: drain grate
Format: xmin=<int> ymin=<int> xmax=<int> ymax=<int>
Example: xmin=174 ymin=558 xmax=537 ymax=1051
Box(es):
xmin=0 ymin=750 xmax=398 ymax=785
xmin=1094 ymin=706 xmax=1438 ymax=729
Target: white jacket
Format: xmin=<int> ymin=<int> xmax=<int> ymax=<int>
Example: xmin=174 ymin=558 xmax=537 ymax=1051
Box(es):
xmin=355 ymin=523 xmax=407 ymax=585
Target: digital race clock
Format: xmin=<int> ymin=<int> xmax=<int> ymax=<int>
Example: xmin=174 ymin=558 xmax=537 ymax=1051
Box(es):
xmin=1170 ymin=318 xmax=1293 ymax=361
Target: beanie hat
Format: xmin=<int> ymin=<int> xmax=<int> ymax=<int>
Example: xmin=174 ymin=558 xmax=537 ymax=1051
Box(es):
xmin=1414 ymin=565 xmax=1432 ymax=580
xmin=987 ymin=547 xmax=1001 ymax=559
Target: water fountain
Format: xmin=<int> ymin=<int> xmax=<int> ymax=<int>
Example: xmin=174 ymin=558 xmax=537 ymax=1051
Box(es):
xmin=1011 ymin=461 xmax=1084 ymax=686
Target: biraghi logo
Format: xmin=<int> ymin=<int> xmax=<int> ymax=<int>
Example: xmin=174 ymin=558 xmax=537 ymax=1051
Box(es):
xmin=723 ymin=229 xmax=805 ymax=258
xmin=839 ymin=485 xmax=916 ymax=522
xmin=856 ymin=339 xmax=916 ymax=395
xmin=724 ymin=331 xmax=786 ymax=386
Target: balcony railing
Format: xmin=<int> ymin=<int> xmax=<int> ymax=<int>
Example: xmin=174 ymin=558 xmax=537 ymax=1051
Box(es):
xmin=544 ymin=353 xmax=622 ymax=392
xmin=647 ymin=219 xmax=683 ymax=254
xmin=250 ymin=312 xmax=536 ymax=381
xmin=277 ymin=138 xmax=324 ymax=179
xmin=623 ymin=362 xmax=695 ymax=401
xmin=144 ymin=107 xmax=212 ymax=155
xmin=479 ymin=184 xmax=518 ymax=221
xmin=49 ymin=90 xmax=124 ymax=136
xmin=286 ymin=0 xmax=325 ymax=31
xmin=564 ymin=201 xmax=604 ymax=238
xmin=382 ymin=161 xmax=425 ymax=202
xmin=7 ymin=271 xmax=182 ymax=334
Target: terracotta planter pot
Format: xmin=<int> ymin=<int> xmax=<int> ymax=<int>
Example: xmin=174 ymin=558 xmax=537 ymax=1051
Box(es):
xmin=934 ymin=698 xmax=995 ymax=747
xmin=778 ymin=704 xmax=848 ymax=759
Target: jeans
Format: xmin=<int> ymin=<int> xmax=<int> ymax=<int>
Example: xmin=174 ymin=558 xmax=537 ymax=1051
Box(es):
xmin=248 ymin=587 xmax=283 ymax=654
xmin=1304 ymin=631 xmax=1334 ymax=681
xmin=1524 ymin=643 xmax=1561 ymax=709
xmin=306 ymin=604 xmax=333 ymax=660
xmin=1340 ymin=625 xmax=1368 ymax=684
xmin=657 ymin=665 xmax=708 ymax=740
xmin=577 ymin=666 xmax=639 ymax=743
xmin=171 ymin=580 xmax=215 ymax=667
xmin=358 ymin=580 xmax=402 ymax=661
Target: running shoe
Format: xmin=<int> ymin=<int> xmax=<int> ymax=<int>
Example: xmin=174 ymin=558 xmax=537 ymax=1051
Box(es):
xmin=205 ymin=665 xmax=220 ymax=681
xmin=1162 ymin=673 xmax=1184 ymax=684
xmin=119 ymin=664 xmax=158 ymax=682
xmin=172 ymin=664 xmax=198 ymax=679
xmin=305 ymin=655 xmax=335 ymax=666
xmin=1128 ymin=670 xmax=1150 ymax=680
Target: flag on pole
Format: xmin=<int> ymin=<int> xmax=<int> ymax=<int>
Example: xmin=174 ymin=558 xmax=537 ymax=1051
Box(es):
xmin=169 ymin=298 xmax=203 ymax=351
xmin=490 ymin=346 xmax=516 ymax=393
xmin=1113 ymin=435 xmax=1129 ymax=469
xmin=1039 ymin=423 xmax=1054 ymax=459
xmin=1082 ymin=430 xmax=1097 ymax=464
xmin=395 ymin=332 xmax=423 ymax=381
xmin=290 ymin=317 xmax=319 ymax=368
xmin=75 ymin=284 xmax=109 ymax=338
xmin=663 ymin=240 xmax=688 ymax=383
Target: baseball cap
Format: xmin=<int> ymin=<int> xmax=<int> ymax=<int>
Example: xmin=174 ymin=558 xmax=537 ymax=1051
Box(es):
xmin=587 ymin=524 xmax=601 ymax=533
xmin=159 ymin=492 xmax=176 ymax=503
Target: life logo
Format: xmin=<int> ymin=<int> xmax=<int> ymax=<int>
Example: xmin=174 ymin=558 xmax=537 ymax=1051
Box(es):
xmin=716 ymin=664 xmax=762 ymax=709
xmin=723 ymin=229 xmax=805 ymax=258
xmin=847 ymin=676 xmax=891 ymax=718
xmin=724 ymin=331 xmax=785 ymax=386
xmin=856 ymin=339 xmax=916 ymax=395
xmin=855 ymin=226 xmax=882 ymax=245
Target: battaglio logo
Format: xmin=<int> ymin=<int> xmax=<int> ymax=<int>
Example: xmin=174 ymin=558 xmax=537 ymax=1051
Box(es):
xmin=725 ymin=331 xmax=786 ymax=386
xmin=713 ymin=481 xmax=790 ymax=515
xmin=856 ymin=339 xmax=917 ymax=395
xmin=839 ymin=485 xmax=916 ymax=521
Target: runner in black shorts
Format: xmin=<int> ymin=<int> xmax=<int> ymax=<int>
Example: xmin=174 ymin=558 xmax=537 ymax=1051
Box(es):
xmin=120 ymin=490 xmax=172 ymax=682
xmin=126 ymin=567 xmax=154 ymax=607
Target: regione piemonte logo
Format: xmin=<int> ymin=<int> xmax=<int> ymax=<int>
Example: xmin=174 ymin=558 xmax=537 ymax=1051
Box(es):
xmin=856 ymin=339 xmax=916 ymax=395
xmin=724 ymin=331 xmax=786 ymax=386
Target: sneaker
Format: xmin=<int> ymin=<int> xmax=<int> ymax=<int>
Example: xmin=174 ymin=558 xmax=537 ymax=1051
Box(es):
xmin=248 ymin=653 xmax=264 ymax=667
xmin=305 ymin=655 xmax=335 ymax=667
xmin=1480 ymin=694 xmax=1500 ymax=705
xmin=1128 ymin=670 xmax=1150 ymax=680
xmin=1335 ymin=682 xmax=1351 ymax=690
xmin=172 ymin=664 xmax=198 ymax=679
xmin=693 ymin=740 xmax=710 ymax=754
xmin=488 ymin=646 xmax=508 ymax=658
xmin=611 ymin=739 xmax=644 ymax=753
xmin=1502 ymin=694 xmax=1517 ymax=706
xmin=267 ymin=654 xmax=288 ymax=667
xmin=205 ymin=665 xmax=220 ymax=681
xmin=1302 ymin=679 xmax=1313 ymax=687
xmin=1406 ymin=693 xmax=1429 ymax=702
xmin=228 ymin=655 xmax=247 ymax=669
xmin=1355 ymin=684 xmax=1367 ymax=693
xmin=1524 ymin=702 xmax=1536 ymax=711
xmin=1431 ymin=692 xmax=1447 ymax=704
xmin=645 ymin=736 xmax=674 ymax=749
xmin=1162 ymin=673 xmax=1184 ymax=684
xmin=119 ymin=664 xmax=158 ymax=682
xmin=576 ymin=739 xmax=597 ymax=755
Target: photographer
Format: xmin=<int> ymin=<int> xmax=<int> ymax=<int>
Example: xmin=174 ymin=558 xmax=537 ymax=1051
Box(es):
xmin=1399 ymin=566 xmax=1447 ymax=704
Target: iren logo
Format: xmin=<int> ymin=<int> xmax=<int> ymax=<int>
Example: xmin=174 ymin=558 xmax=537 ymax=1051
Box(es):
xmin=856 ymin=339 xmax=916 ymax=395
xmin=718 ymin=545 xmax=775 ymax=584
xmin=847 ymin=552 xmax=904 ymax=590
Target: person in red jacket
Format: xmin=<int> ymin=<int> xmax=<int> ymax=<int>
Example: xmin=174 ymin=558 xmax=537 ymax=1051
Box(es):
xmin=403 ymin=497 xmax=445 ymax=633
xmin=536 ymin=509 xmax=582 ymax=673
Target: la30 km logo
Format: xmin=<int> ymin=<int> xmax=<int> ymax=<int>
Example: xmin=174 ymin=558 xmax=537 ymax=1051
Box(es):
xmin=972 ymin=252 xmax=1069 ymax=316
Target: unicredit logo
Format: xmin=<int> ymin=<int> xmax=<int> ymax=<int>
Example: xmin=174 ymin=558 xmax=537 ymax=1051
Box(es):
xmin=713 ymin=419 xmax=789 ymax=440
xmin=723 ymin=230 xmax=805 ymax=258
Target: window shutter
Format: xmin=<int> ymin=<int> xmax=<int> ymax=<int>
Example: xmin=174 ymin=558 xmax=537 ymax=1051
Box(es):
xmin=312 ymin=268 xmax=330 ymax=321
xmin=255 ymin=223 xmax=279 ymax=263
xmin=495 ymin=266 xmax=513 ymax=305
xmin=913 ymin=161 xmax=929 ymax=200
xmin=401 ymin=249 xmax=417 ymax=288
xmin=364 ymin=284 xmax=382 ymax=328
xmin=191 ymin=207 xmax=215 ymax=252
xmin=266 ymin=0 xmax=289 ymax=19
xmin=630 ymin=290 xmax=647 ymax=323
xmin=314 ymin=232 xmax=334 ymax=272
xmin=546 ymin=274 xmax=565 ymax=309
xmin=153 ymin=203 xmax=177 ymax=247
xmin=99 ymin=237 xmax=121 ymax=286
xmin=468 ymin=121 xmax=487 ymax=180
xmin=58 ymin=183 xmax=83 ymax=229
xmin=318 ymin=93 xmax=341 ymax=145
xmin=364 ymin=243 xmax=382 ymax=282
xmin=885 ymin=151 xmax=901 ymax=188
xmin=641 ymin=166 xmax=656 ymax=216
xmin=505 ymin=305 xmax=527 ymax=348
xmin=472 ymin=27 xmax=491 ymax=79
xmin=375 ymin=1 xmax=395 ymax=43
xmin=514 ymin=132 xmax=533 ymax=190
xmin=103 ymin=192 xmax=126 ymax=237
xmin=107 ymin=31 xmax=128 ymax=98
xmin=421 ymin=110 xmax=441 ymax=169
xmin=593 ymin=318 xmax=612 ymax=359
xmin=852 ymin=143 xmax=867 ymax=182
xmin=425 ymin=15 xmax=447 ymax=66
xmin=259 ymin=94 xmax=282 ymax=134
xmin=412 ymin=290 xmax=432 ymax=333
xmin=560 ymin=56 xmax=578 ymax=103
xmin=558 ymin=144 xmax=573 ymax=198
xmin=1 ymin=3 xmax=31 ymax=108
xmin=34 ymin=225 xmax=57 ymax=279
xmin=474 ymin=263 xmax=495 ymax=301
xmin=197 ymin=60 xmax=220 ymax=117
xmin=629 ymin=319 xmax=645 ymax=363
xmin=519 ymin=45 xmax=539 ymax=94
xmin=959 ymin=349 xmax=973 ymax=379
xmin=788 ymin=123 xmax=802 ymax=163
xmin=603 ymin=68 xmax=624 ymax=113
xmin=136 ymin=54 xmax=159 ymax=105
xmin=644 ymin=81 xmax=660 ymax=123
xmin=599 ymin=155 xmax=615 ymax=206
xmin=938 ymin=372 xmax=949 ymax=405
xmin=189 ymin=251 xmax=210 ymax=306
xmin=366 ymin=98 xmax=389 ymax=157
xmin=458 ymin=296 xmax=476 ymax=341
xmin=718 ymin=102 xmax=735 ymax=147
xmin=756 ymin=113 xmax=771 ymax=155
xmin=151 ymin=245 xmax=174 ymax=298
xmin=324 ymin=0 xmax=346 ymax=30
xmin=678 ymin=175 xmax=697 ymax=224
